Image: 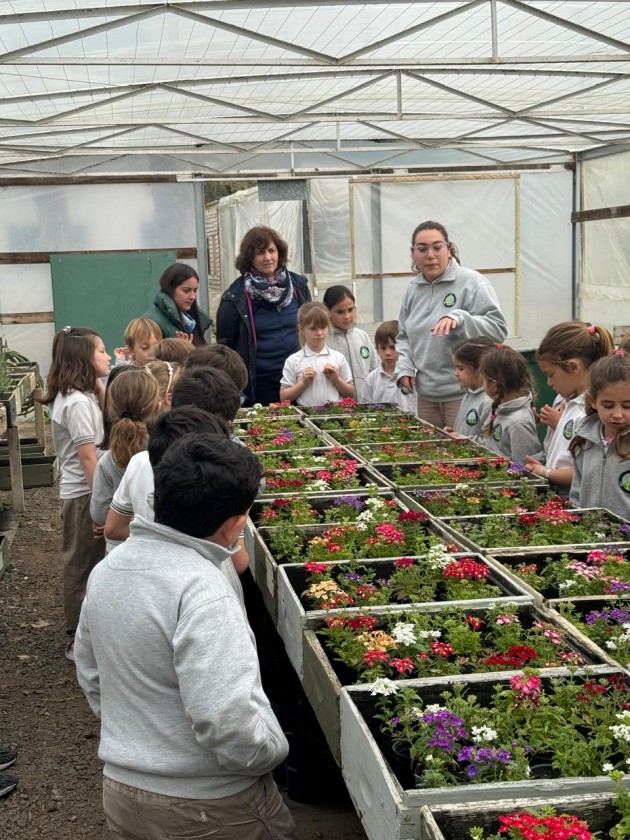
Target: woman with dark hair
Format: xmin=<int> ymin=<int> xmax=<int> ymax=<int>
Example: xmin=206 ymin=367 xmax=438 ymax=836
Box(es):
xmin=216 ymin=225 xmax=311 ymax=406
xmin=143 ymin=263 xmax=211 ymax=346
xmin=396 ymin=220 xmax=507 ymax=428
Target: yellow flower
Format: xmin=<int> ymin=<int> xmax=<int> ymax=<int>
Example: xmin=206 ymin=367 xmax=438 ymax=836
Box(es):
xmin=357 ymin=630 xmax=396 ymax=652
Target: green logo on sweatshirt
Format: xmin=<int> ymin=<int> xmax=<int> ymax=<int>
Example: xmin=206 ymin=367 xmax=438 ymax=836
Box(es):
xmin=492 ymin=423 xmax=502 ymax=442
xmin=443 ymin=292 xmax=456 ymax=308
xmin=562 ymin=419 xmax=574 ymax=440
xmin=360 ymin=346 xmax=370 ymax=359
xmin=465 ymin=409 xmax=479 ymax=426
xmin=619 ymin=471 xmax=630 ymax=493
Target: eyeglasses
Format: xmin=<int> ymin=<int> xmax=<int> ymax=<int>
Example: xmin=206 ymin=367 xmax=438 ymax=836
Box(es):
xmin=412 ymin=242 xmax=447 ymax=254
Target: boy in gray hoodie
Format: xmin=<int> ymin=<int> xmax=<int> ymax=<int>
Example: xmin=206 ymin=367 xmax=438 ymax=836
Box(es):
xmin=75 ymin=434 xmax=294 ymax=840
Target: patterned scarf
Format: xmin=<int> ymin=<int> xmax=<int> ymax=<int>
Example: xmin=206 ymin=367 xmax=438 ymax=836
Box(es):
xmin=243 ymin=267 xmax=293 ymax=309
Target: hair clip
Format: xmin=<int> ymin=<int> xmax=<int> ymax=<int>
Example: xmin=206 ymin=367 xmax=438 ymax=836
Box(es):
xmin=489 ymin=413 xmax=497 ymax=422
xmin=62 ymin=325 xmax=72 ymax=334
xmin=588 ymin=325 xmax=596 ymax=334
xmin=614 ymin=349 xmax=626 ymax=357
xmin=496 ymin=343 xmax=504 ymax=349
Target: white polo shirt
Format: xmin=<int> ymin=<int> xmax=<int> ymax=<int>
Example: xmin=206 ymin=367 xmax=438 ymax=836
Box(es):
xmin=281 ymin=344 xmax=353 ymax=406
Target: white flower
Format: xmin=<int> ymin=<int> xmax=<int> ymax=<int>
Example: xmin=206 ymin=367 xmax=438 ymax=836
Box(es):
xmin=391 ymin=623 xmax=417 ymax=645
xmin=357 ymin=510 xmax=375 ymax=524
xmin=559 ymin=579 xmax=575 ymax=590
xmin=366 ymin=497 xmax=386 ymax=510
xmin=426 ymin=544 xmax=452 ymax=571
xmin=308 ymin=479 xmax=331 ymax=491
xmin=610 ymin=723 xmax=630 ymax=743
xmin=606 ymin=640 xmax=619 ymax=650
xmin=472 ymin=725 xmax=498 ymax=743
xmin=425 ymin=754 xmax=434 ymax=762
xmin=417 ymin=629 xmax=441 ymax=640
xmin=455 ymin=483 xmax=469 ymax=491
xmin=370 ymin=678 xmax=399 ymax=696
xmin=424 ymin=704 xmax=442 ymax=714
xmin=603 ymin=763 xmax=614 ymax=773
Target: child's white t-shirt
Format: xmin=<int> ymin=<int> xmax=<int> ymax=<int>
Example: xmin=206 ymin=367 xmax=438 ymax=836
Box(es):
xmin=362 ymin=365 xmax=418 ymax=415
xmin=281 ymin=344 xmax=353 ymax=406
xmin=51 ymin=390 xmax=103 ymax=499
xmin=110 ymin=450 xmax=154 ymax=520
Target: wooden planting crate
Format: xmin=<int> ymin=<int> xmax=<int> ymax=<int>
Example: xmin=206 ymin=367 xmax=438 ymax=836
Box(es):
xmin=259 ymin=462 xmax=391 ymax=499
xmin=484 ymin=547 xmax=630 ymax=602
xmin=420 ymin=793 xmax=620 ymax=840
xmin=0 ymin=453 xmax=57 ymax=489
xmin=298 ymin=600 xmax=600 ymax=766
xmin=322 ymin=426 xmax=452 ymax=447
xmin=439 ymin=508 xmax=630 ymax=557
xmin=276 ymin=554 xmax=532 ymax=677
xmin=340 ymin=668 xmax=624 ymax=840
xmin=368 ymin=459 xmax=536 ymax=492
xmin=248 ymin=488 xmax=399 ymax=530
xmin=345 ymin=438 xmax=489 ymax=465
xmin=253 ymin=518 xmax=462 ymax=623
xmin=398 ymin=482 xmax=552 ymax=519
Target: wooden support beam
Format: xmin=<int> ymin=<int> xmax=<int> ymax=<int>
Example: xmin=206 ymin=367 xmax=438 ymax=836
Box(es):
xmin=0 ymin=312 xmax=54 ymax=324
xmin=33 ymin=387 xmax=46 ymax=456
xmin=572 ymin=204 xmax=630 ymax=223
xmin=0 ymin=247 xmax=197 ymax=264
xmin=7 ymin=426 xmax=24 ymax=513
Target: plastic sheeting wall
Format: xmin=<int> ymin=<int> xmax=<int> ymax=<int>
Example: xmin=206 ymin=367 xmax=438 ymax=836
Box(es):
xmin=350 ymin=172 xmax=574 ymax=348
xmin=580 ymin=149 xmax=630 ymax=329
xmin=217 ymin=187 xmax=303 ymax=307
xmin=0 ymin=182 xmax=197 ymax=376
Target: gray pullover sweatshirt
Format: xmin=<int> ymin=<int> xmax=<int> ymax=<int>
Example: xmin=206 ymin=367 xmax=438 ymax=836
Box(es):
xmin=75 ymin=516 xmax=288 ymax=799
xmin=453 ymin=387 xmax=492 ymax=437
xmin=395 ymin=261 xmax=507 ymax=402
xmin=480 ymin=392 xmax=540 ymax=465
xmin=569 ymin=414 xmax=630 ymax=520
xmin=327 ymin=325 xmax=378 ymax=402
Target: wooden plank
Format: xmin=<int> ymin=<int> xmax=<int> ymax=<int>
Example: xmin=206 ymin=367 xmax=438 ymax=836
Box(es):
xmin=33 ymin=387 xmax=46 ymax=454
xmin=0 ymin=312 xmax=54 ymax=324
xmin=0 ymin=247 xmax=197 ymax=264
xmin=6 ymin=426 xmax=24 ymax=513
xmin=572 ymin=204 xmax=630 ymax=223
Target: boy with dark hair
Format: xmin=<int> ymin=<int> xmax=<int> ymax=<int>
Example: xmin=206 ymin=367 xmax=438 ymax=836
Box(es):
xmin=185 ymin=344 xmax=249 ymax=393
xmin=75 ymin=435 xmax=295 ymax=840
xmin=172 ymin=367 xmax=241 ymax=422
xmin=363 ymin=320 xmax=417 ymax=415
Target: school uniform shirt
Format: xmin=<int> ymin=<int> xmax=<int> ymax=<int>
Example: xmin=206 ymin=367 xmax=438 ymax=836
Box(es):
xmin=280 ymin=344 xmax=353 ymax=407
xmin=570 ymin=414 xmax=630 ymax=520
xmin=543 ymin=393 xmax=586 ymax=472
xmin=362 ymin=365 xmax=418 ymax=415
xmin=327 ymin=326 xmax=378 ymax=403
xmin=453 ymin=388 xmax=492 ymax=437
xmin=51 ymin=390 xmax=103 ymax=499
xmin=480 ymin=392 xmax=540 ymax=465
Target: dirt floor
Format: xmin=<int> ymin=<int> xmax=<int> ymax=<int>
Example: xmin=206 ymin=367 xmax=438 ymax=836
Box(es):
xmin=0 ymin=435 xmax=367 ymax=839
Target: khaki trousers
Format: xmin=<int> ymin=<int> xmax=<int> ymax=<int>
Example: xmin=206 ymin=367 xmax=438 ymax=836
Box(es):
xmin=416 ymin=397 xmax=462 ymax=430
xmin=103 ymin=774 xmax=297 ymax=840
xmin=61 ymin=494 xmax=105 ymax=635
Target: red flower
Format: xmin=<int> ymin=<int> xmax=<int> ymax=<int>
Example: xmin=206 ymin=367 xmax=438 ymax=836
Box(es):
xmin=390 ymin=657 xmax=414 ymax=674
xmin=363 ymin=649 xmax=389 ymax=667
xmin=304 ymin=561 xmax=329 ymax=574
xmin=430 ymin=641 xmax=454 ymax=658
xmin=394 ymin=557 xmax=415 ymax=568
xmin=443 ymin=558 xmax=490 ymax=581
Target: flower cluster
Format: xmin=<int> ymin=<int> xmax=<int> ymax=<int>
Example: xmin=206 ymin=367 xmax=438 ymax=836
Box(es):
xmin=317 ymin=603 xmax=586 ymax=681
xmin=450 ymin=503 xmax=630 ymax=551
xmin=263 ymin=457 xmax=362 ymax=492
xmin=494 ymin=811 xmax=592 ymax=840
xmin=259 ymin=445 xmax=357 ymax=471
xmin=302 ymin=398 xmax=402 ymax=416
xmin=389 ymin=458 xmax=525 ymax=487
xmin=325 ymin=420 xmax=445 ymax=445
xmin=356 ymin=438 xmax=486 ymax=464
xmin=409 ymin=481 xmax=558 ymax=517
xmin=236 ymin=401 xmax=299 ymax=420
xmin=507 ymin=548 xmax=630 ymax=598
xmin=375 ymin=672 xmax=630 ymax=788
xmin=257 ymin=489 xmax=400 ymax=527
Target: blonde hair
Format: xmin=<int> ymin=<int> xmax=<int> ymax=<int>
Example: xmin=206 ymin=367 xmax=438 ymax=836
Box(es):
xmin=297 ymin=302 xmax=332 ymax=347
xmin=123 ymin=318 xmax=161 ymax=350
xmin=571 ymin=351 xmax=630 ymax=460
xmin=104 ymin=368 xmax=160 ymax=468
xmin=154 ymin=338 xmax=194 ymax=365
xmin=145 ymin=360 xmax=182 ymax=402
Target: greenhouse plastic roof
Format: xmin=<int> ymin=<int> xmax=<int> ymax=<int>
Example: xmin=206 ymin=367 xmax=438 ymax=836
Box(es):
xmin=0 ymin=0 xmax=628 ymax=179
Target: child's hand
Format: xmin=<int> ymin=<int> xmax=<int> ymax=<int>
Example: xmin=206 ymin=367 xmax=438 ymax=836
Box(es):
xmin=443 ymin=425 xmax=454 ymax=433
xmin=525 ymin=456 xmax=548 ymax=479
xmin=539 ymin=402 xmax=564 ymax=429
xmin=301 ymin=367 xmax=317 ymax=386
xmin=114 ymin=345 xmax=133 ymax=364
xmin=92 ymin=522 xmax=105 ymax=540
xmin=323 ymin=364 xmax=339 ymax=381
xmin=175 ymin=331 xmax=194 ymax=343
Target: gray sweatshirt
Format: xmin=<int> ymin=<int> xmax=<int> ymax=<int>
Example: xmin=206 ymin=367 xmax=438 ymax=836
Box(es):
xmin=75 ymin=516 xmax=288 ymax=800
xmin=395 ymin=261 xmax=507 ymax=402
xmin=453 ymin=387 xmax=492 ymax=437
xmin=569 ymin=414 xmax=630 ymax=520
xmin=327 ymin=325 xmax=378 ymax=402
xmin=480 ymin=392 xmax=540 ymax=465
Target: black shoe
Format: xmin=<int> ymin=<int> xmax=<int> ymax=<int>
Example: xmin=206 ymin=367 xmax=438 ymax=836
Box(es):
xmin=0 ymin=747 xmax=16 ymax=771
xmin=0 ymin=774 xmax=18 ymax=798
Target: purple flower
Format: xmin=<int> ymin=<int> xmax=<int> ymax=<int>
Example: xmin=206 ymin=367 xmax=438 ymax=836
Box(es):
xmin=343 ymin=572 xmax=363 ymax=582
xmin=391 ymin=716 xmax=401 ymax=726
xmin=422 ymin=710 xmax=468 ymax=754
xmin=586 ymin=610 xmax=606 ymax=624
xmin=619 ymin=523 xmax=630 ymax=535
xmin=457 ymin=745 xmax=511 ymax=775
xmin=334 ymin=495 xmax=365 ymax=510
xmin=507 ymin=462 xmax=526 ymax=474
xmin=609 ymin=581 xmax=630 ymax=594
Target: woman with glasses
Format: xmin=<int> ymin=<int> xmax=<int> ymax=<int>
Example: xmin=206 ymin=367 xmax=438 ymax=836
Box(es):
xmin=396 ymin=220 xmax=507 ymax=427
